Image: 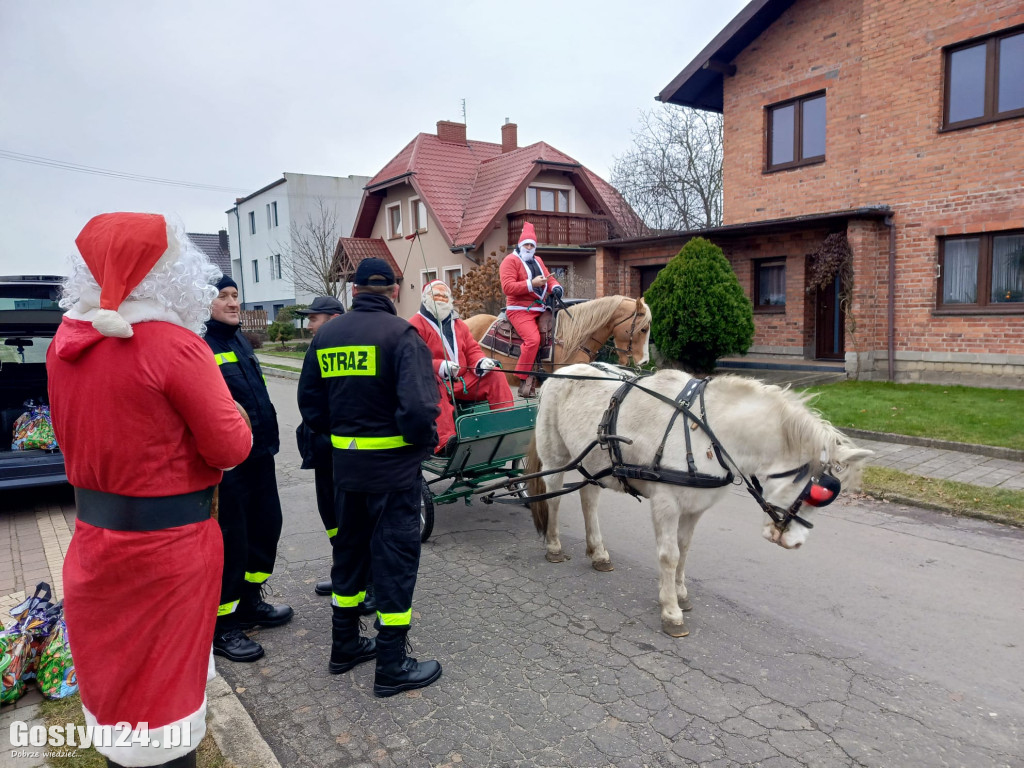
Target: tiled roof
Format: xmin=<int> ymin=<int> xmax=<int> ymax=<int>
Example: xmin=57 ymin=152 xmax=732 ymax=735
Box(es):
xmin=187 ymin=232 xmax=231 ymax=275
xmin=358 ymin=131 xmax=641 ymax=248
xmin=335 ymin=237 xmax=404 ymax=280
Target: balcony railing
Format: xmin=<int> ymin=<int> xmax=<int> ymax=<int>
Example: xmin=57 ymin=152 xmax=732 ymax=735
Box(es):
xmin=507 ymin=211 xmax=611 ymax=248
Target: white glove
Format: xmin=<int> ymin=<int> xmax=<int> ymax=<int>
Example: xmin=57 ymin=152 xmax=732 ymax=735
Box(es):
xmin=438 ymin=360 xmax=460 ymax=380
xmin=475 ymin=357 xmax=499 ymax=376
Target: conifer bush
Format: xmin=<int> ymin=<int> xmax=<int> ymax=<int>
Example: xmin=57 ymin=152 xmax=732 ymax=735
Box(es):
xmin=644 ymin=237 xmax=753 ymax=373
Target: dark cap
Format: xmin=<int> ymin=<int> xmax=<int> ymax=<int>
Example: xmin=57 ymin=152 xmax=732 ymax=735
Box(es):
xmin=353 ymin=258 xmax=395 ymax=286
xmin=296 ymin=296 xmax=345 ymax=315
xmin=215 ymin=274 xmax=237 ymax=291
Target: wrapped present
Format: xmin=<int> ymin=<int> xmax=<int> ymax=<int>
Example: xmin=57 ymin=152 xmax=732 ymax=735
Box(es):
xmin=37 ymin=618 xmax=77 ymax=700
xmin=11 ymin=401 xmax=58 ymax=451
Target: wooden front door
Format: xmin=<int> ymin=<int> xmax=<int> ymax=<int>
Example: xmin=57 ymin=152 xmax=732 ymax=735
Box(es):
xmin=814 ymin=273 xmax=845 ymax=360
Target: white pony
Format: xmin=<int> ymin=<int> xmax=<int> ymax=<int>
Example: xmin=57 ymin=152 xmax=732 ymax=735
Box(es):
xmin=526 ymin=363 xmax=873 ymax=637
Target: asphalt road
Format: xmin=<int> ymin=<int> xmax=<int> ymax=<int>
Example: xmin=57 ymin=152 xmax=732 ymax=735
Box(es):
xmin=244 ymin=377 xmax=1024 ymax=767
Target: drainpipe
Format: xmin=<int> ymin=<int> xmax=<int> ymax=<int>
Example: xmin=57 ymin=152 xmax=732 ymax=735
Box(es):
xmin=232 ymin=207 xmax=247 ymax=307
xmin=885 ymin=215 xmax=895 ymax=381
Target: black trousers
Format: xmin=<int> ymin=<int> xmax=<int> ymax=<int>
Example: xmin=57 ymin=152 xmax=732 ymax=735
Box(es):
xmin=331 ymin=476 xmax=420 ymax=626
xmin=218 ymin=452 xmax=283 ymax=614
xmin=313 ymin=459 xmax=336 ymax=540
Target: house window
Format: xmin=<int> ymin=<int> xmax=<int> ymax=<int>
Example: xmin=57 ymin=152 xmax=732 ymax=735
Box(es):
xmin=266 ymin=204 xmax=272 ymax=229
xmin=272 ymin=254 xmax=282 ymax=280
xmin=767 ymin=92 xmax=826 ymax=171
xmin=248 ymin=211 xmax=256 ymax=235
xmin=386 ymin=203 xmax=403 ymax=239
xmin=754 ymin=258 xmax=786 ymax=311
xmin=944 ymin=28 xmax=1024 ymax=129
xmin=271 ymin=201 xmax=279 ymax=227
xmin=938 ymin=231 xmax=1024 ymax=310
xmin=251 ymin=259 xmax=259 ymax=283
xmin=443 ymin=266 xmax=462 ymax=290
xmin=272 ymin=303 xmax=284 ymax=320
xmin=420 ymin=268 xmax=438 ymax=289
xmin=412 ymin=199 xmax=428 ymax=233
xmin=527 ymin=186 xmax=572 ymax=213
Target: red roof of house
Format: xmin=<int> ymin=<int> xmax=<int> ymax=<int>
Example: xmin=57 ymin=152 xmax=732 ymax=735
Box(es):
xmin=354 ymin=131 xmax=642 ymax=247
xmin=334 ymin=237 xmax=404 ymax=280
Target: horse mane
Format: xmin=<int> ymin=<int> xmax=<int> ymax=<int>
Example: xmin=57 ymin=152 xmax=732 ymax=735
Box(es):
xmin=711 ymin=374 xmax=849 ymax=465
xmin=557 ymin=296 xmax=633 ymax=357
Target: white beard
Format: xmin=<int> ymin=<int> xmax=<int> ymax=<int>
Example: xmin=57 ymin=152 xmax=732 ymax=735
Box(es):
xmin=519 ymin=246 xmax=536 ymax=261
xmin=430 ymin=300 xmax=454 ymax=320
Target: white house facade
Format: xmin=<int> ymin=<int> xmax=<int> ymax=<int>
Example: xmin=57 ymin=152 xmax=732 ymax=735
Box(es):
xmin=225 ymin=172 xmax=369 ymax=319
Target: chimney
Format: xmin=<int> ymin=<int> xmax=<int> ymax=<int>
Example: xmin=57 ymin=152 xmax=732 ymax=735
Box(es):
xmin=501 ymin=119 xmax=518 ymax=153
xmin=218 ymin=229 xmax=229 ymax=251
xmin=436 ymin=120 xmax=467 ymax=144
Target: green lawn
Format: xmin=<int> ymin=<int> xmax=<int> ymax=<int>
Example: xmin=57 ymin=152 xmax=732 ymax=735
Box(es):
xmin=799 ymin=380 xmax=1024 ymax=451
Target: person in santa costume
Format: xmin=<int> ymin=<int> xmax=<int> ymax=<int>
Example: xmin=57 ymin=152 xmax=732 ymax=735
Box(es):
xmin=409 ymin=280 xmax=513 ymax=454
xmin=499 ymin=221 xmax=562 ymax=398
xmin=47 ymin=212 xmax=253 ymax=768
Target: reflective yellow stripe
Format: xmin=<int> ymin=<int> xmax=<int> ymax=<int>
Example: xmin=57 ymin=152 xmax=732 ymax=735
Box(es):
xmin=325 ymin=527 xmax=338 ymax=539
xmin=317 ymin=345 xmax=376 ymax=377
xmin=217 ymin=600 xmax=239 ymax=616
xmin=215 ymin=351 xmax=238 ymax=365
xmin=244 ymin=571 xmax=271 ymax=584
xmin=331 ymin=434 xmax=410 ymax=450
xmin=377 ymin=609 xmax=412 ymax=627
xmin=331 ymin=591 xmax=366 ymax=608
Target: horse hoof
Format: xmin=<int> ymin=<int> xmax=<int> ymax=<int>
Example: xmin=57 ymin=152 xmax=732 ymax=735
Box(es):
xmin=679 ymin=597 xmax=693 ymax=612
xmin=662 ymin=620 xmax=689 ymax=637
xmin=592 ymin=560 xmax=614 ymax=572
xmin=545 ymin=551 xmax=569 ymax=563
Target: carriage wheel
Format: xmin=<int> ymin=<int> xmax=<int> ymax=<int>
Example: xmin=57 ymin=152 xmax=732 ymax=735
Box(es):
xmin=420 ymin=476 xmax=435 ymax=543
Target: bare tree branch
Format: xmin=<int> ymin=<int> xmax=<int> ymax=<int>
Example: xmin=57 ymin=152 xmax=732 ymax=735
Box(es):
xmin=611 ymin=106 xmax=723 ymax=232
xmin=279 ymin=198 xmax=347 ymax=298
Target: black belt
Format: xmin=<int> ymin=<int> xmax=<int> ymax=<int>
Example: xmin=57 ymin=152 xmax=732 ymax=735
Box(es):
xmin=74 ymin=486 xmax=214 ymax=531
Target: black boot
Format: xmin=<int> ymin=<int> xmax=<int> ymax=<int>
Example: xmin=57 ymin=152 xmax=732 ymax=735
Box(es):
xmin=235 ymin=583 xmax=293 ymax=629
xmin=212 ymin=617 xmax=264 ymax=663
xmin=373 ymin=627 xmax=442 ymax=698
xmin=359 ymin=583 xmax=377 ymax=616
xmin=329 ymin=607 xmax=376 ymax=674
xmin=314 ymin=579 xmax=332 ymax=596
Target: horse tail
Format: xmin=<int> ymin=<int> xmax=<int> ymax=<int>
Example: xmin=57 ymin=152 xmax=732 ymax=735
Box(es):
xmin=525 ymin=436 xmax=548 ymax=535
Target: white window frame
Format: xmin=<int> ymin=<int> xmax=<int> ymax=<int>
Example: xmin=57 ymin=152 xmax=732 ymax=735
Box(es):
xmin=251 ymin=259 xmax=260 ymax=283
xmin=420 ymin=268 xmax=439 ymax=290
xmin=273 ymin=254 xmax=282 ymax=280
xmin=266 ymin=204 xmax=272 ymax=229
xmin=248 ymin=211 xmax=256 ymax=234
xmin=527 ymin=183 xmax=575 ymax=213
xmin=271 ymin=201 xmax=279 ymax=227
xmin=443 ymin=265 xmax=463 ymax=291
xmin=410 ymin=197 xmax=428 ymax=233
xmin=386 ymin=202 xmax=403 ymax=239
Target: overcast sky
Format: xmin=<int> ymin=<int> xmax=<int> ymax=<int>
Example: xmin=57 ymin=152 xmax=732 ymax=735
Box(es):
xmin=1 ymin=0 xmax=748 ymax=275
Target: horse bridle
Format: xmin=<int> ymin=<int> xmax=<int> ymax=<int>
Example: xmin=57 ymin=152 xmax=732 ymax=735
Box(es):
xmin=749 ymin=460 xmax=842 ymax=532
xmin=596 ymin=300 xmax=646 ymax=364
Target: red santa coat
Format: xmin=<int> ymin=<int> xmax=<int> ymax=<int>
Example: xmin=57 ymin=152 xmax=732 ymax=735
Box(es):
xmin=409 ymin=312 xmax=513 ymax=449
xmin=500 ymin=252 xmax=561 ymax=312
xmin=47 ymin=318 xmax=251 ymax=766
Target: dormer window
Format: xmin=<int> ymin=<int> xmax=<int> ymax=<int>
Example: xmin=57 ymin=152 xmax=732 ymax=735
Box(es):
xmin=527 ymin=185 xmax=572 ymax=213
xmin=766 ymin=92 xmax=826 ymax=171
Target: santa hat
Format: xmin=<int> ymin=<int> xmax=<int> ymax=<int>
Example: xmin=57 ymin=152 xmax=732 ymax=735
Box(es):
xmin=421 ymin=280 xmax=451 ymax=304
xmin=518 ymin=221 xmax=537 ymax=248
xmin=75 ymin=213 xmax=170 ymax=338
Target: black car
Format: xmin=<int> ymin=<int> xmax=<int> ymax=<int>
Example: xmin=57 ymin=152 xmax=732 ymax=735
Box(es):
xmin=0 ymin=275 xmax=67 ymax=490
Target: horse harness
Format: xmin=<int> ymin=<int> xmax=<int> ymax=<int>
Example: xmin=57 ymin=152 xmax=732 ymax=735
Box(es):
xmin=483 ymin=365 xmax=841 ymax=533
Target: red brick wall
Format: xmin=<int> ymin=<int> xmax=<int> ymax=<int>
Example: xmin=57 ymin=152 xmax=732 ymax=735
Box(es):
xmin=720 ymin=0 xmax=1024 ymax=361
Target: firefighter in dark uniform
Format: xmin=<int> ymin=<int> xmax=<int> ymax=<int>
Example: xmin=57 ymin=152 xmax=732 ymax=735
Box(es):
xmin=297 ymin=258 xmax=442 ymax=697
xmin=205 ymin=275 xmax=292 ymax=663
xmin=295 ymin=295 xmax=375 ymax=614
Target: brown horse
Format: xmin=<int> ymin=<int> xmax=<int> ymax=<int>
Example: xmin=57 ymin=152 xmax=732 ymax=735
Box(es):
xmin=463 ymin=295 xmax=652 ymax=389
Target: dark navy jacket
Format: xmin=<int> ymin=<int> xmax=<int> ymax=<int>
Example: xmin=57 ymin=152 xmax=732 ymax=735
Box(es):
xmin=297 ymin=293 xmax=439 ymax=492
xmin=205 ymin=319 xmax=280 ymax=457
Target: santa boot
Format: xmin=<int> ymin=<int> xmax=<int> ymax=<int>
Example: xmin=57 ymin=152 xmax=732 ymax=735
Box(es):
xmin=373 ymin=627 xmax=442 ymax=698
xmin=329 ymin=607 xmax=376 ymax=674
xmin=517 ymin=375 xmax=537 ymax=398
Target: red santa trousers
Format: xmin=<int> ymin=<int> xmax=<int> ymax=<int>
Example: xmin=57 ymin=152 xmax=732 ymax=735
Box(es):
xmin=506 ymin=309 xmax=544 ymax=381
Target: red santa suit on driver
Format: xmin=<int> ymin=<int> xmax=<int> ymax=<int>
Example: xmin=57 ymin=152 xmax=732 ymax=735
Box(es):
xmin=499 ymin=221 xmax=561 ymax=397
xmin=409 ymin=280 xmax=513 ymax=453
xmin=46 ymin=213 xmax=252 ymax=768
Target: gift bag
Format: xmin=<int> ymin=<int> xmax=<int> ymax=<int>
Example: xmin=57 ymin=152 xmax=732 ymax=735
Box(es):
xmin=11 ymin=401 xmax=58 ymax=451
xmin=37 ymin=617 xmax=77 ymax=700
xmin=0 ymin=582 xmax=58 ymax=703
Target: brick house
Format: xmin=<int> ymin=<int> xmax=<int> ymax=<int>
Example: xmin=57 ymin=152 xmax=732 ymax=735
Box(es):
xmin=596 ymin=0 xmax=1024 ymax=387
xmin=336 ymin=120 xmax=643 ymax=319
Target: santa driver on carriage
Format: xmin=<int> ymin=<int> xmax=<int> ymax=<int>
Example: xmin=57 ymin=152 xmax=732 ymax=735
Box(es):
xmin=409 ymin=279 xmax=514 ymax=455
xmin=500 ymin=221 xmax=562 ymax=398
